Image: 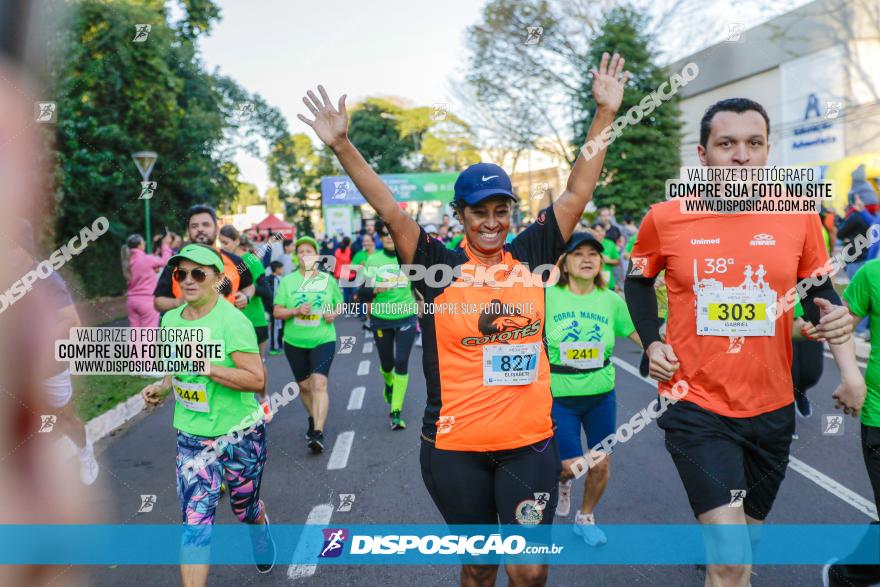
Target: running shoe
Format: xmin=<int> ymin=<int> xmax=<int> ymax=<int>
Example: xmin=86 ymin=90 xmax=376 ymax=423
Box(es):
xmin=390 ymin=411 xmax=406 ymax=430
xmin=415 ymin=333 xmax=422 ymax=347
xmin=305 ymin=416 xmax=315 ymax=440
xmin=573 ymin=512 xmax=607 ymax=546
xmin=794 ymin=390 xmax=813 ymax=418
xmin=220 ymin=481 xmax=227 ymax=494
xmin=308 ymin=431 xmax=325 ymax=453
xmin=383 ymin=384 xmax=392 ymax=405
xmin=79 ymin=444 xmax=99 ymax=486
xmin=269 ymin=349 xmax=283 ymax=356
xmin=252 ymin=512 xmax=276 ymax=574
xmin=556 ymin=479 xmax=573 ymax=517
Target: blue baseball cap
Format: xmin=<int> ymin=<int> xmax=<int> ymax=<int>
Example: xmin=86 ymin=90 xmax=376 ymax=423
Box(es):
xmin=453 ymin=163 xmax=516 ymax=206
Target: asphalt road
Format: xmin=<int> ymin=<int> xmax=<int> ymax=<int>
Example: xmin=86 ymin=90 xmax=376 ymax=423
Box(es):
xmin=83 ymin=315 xmax=875 ymax=587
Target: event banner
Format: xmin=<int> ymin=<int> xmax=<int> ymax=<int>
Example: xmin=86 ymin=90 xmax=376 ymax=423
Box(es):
xmin=321 ymin=173 xmax=458 ymax=205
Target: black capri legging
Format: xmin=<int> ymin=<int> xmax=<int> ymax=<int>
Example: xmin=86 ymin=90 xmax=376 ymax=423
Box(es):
xmin=791 ymin=340 xmax=824 ymax=395
xmin=372 ymin=317 xmax=417 ymax=374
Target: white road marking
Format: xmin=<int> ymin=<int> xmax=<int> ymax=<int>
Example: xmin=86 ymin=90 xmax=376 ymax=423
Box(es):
xmin=363 ymin=342 xmax=373 ymax=354
xmin=364 ymin=330 xmax=374 ymax=339
xmin=327 ymin=430 xmax=355 ymax=470
xmin=615 ymin=355 xmax=878 ymax=520
xmin=347 ymin=386 xmax=365 ymax=410
xmin=611 ymin=356 xmax=657 ymax=387
xmin=287 ymin=503 xmax=333 ymax=580
xmin=357 ymin=360 xmax=370 ymax=375
xmin=788 ymin=456 xmax=878 ymax=520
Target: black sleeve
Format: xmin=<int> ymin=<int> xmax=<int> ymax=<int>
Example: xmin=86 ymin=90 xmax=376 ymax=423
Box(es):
xmin=801 ymin=279 xmax=843 ymax=325
xmin=254 ymin=274 xmax=272 ymax=305
xmin=507 ymin=206 xmax=566 ymax=272
xmin=836 ymin=213 xmax=868 ymax=241
xmin=410 ymin=226 xmax=456 ymax=300
xmin=625 ymin=274 xmax=661 ymax=376
xmin=153 ymin=263 xmax=174 ymax=297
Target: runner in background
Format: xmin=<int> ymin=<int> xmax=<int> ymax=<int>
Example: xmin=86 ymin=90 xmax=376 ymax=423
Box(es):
xmin=350 ymin=232 xmax=376 ymax=322
xmin=274 ymin=236 xmax=342 ymax=453
xmin=219 ymin=225 xmax=274 ymax=422
xmin=590 ymin=222 xmax=620 ymax=292
xmin=122 ymin=233 xmax=172 ymax=328
xmin=360 ymin=219 xmax=418 ymax=429
xmin=12 ymin=220 xmax=100 ymax=485
xmin=267 ymin=261 xmax=285 ymax=355
xmin=826 ymin=258 xmax=880 ymax=586
xmin=298 ymin=51 xmax=628 ymax=587
xmin=791 ymin=299 xmax=824 ymax=421
xmin=154 ymin=204 xmax=255 ymax=314
xmin=546 ymin=233 xmax=641 ymax=546
xmin=334 ymin=236 xmax=354 ymax=306
xmin=141 ymin=244 xmax=275 ymax=583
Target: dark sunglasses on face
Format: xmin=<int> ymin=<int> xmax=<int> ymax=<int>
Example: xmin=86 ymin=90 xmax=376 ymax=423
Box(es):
xmin=173 ymin=268 xmax=213 ymax=283
xmin=380 ymin=231 xmax=391 ymax=237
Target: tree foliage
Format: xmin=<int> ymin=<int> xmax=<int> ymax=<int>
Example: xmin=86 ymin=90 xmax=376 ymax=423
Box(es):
xmin=573 ymin=6 xmax=683 ymax=215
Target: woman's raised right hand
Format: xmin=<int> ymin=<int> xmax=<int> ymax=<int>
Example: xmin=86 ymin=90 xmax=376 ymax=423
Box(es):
xmin=298 ymin=85 xmax=349 ymax=149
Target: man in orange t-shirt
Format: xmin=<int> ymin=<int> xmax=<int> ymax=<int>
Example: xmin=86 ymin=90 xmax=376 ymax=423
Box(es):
xmin=625 ymin=98 xmax=865 ymax=587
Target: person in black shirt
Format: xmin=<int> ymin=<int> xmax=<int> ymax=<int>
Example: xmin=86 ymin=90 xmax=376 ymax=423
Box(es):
xmin=153 ymin=204 xmax=254 ymax=313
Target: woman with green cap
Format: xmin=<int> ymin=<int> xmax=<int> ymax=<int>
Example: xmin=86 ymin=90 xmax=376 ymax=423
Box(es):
xmin=140 ymin=243 xmax=275 ymax=583
xmin=274 ymin=236 xmax=343 ymax=453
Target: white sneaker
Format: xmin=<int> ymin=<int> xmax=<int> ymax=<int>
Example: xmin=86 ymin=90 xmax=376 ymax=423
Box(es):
xmin=573 ymin=512 xmax=607 ymax=546
xmin=415 ymin=334 xmax=422 ymax=347
xmin=556 ymin=479 xmax=572 ymax=517
xmin=79 ymin=444 xmax=99 ymax=485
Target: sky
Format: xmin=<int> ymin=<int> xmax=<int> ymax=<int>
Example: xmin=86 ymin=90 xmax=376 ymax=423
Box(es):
xmin=196 ymin=0 xmax=810 ymax=195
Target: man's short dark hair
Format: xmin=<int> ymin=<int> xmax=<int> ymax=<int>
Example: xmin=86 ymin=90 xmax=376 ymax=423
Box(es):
xmin=699 ymin=98 xmax=770 ymax=148
xmin=270 ymin=260 xmax=283 ymax=272
xmin=185 ymin=204 xmax=217 ymax=227
xmin=282 ymin=238 xmax=293 ymax=248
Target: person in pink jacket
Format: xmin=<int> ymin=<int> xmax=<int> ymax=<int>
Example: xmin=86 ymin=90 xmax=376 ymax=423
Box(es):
xmin=122 ymin=233 xmax=172 ymax=327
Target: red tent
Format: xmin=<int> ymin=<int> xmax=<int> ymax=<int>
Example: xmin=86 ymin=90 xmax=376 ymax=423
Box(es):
xmin=249 ymin=214 xmax=295 ymax=241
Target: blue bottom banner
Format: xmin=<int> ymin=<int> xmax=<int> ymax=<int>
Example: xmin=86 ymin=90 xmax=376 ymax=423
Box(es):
xmin=1 ymin=524 xmax=879 ymax=565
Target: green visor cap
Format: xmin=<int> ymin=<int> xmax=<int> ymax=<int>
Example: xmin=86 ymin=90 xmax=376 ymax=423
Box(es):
xmin=294 ymin=236 xmax=319 ymax=253
xmin=169 ymin=243 xmax=225 ymax=273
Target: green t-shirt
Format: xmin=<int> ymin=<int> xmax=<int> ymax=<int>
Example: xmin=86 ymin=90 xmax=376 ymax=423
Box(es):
xmin=240 ymin=252 xmax=268 ymax=328
xmin=161 ymin=297 xmax=261 ymax=438
xmin=275 ymin=270 xmax=343 ymax=348
xmin=446 ymin=234 xmax=464 ymax=250
xmin=545 ymin=284 xmax=635 ymax=397
xmin=364 ymin=250 xmax=417 ymax=320
xmin=601 ymin=238 xmax=619 ymax=289
xmin=843 ymin=260 xmax=880 ymax=427
xmin=793 ymin=299 xmax=804 ymax=320
xmin=625 ymin=234 xmax=636 ymax=254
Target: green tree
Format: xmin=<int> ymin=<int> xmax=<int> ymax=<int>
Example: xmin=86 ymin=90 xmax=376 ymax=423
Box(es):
xmin=49 ymin=0 xmax=234 ymax=296
xmin=573 ymin=7 xmax=683 ymax=216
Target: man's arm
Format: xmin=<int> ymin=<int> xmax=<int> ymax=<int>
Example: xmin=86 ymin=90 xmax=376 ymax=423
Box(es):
xmin=553 ymin=53 xmax=629 ymax=241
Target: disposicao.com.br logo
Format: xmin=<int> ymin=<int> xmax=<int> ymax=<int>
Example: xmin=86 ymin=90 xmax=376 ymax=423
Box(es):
xmin=320 ymin=530 xmax=561 ymax=556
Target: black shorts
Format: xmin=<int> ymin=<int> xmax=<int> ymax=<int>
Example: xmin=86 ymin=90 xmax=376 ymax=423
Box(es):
xmin=420 ymin=436 xmax=561 ymax=528
xmin=283 ymin=341 xmax=335 ymax=382
xmin=657 ymin=399 xmax=795 ymax=520
xmin=254 ymin=326 xmax=269 ymax=345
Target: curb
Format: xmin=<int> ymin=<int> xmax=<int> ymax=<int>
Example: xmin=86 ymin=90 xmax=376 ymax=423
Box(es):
xmin=55 ymin=381 xmax=156 ymax=458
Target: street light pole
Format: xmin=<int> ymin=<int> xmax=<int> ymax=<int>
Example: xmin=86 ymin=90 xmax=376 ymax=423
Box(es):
xmin=132 ymin=151 xmax=158 ymax=252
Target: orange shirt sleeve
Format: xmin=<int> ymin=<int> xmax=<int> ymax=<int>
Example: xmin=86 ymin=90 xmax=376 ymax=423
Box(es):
xmin=798 ymin=214 xmax=831 ymax=279
xmin=629 ymin=207 xmax=665 ymax=279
